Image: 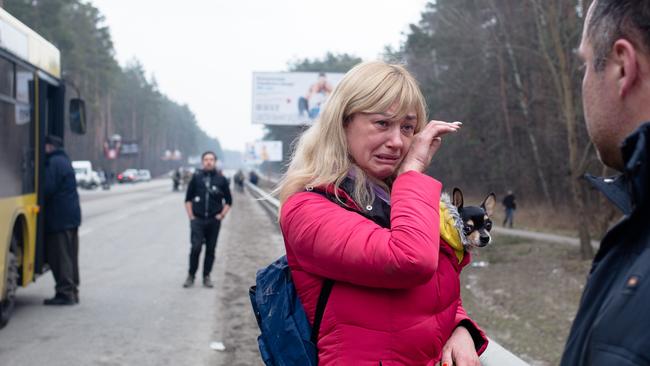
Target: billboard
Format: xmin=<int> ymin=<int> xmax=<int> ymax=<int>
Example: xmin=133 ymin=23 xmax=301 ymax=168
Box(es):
xmin=244 ymin=141 xmax=283 ymax=163
xmin=252 ymin=72 xmax=345 ymax=125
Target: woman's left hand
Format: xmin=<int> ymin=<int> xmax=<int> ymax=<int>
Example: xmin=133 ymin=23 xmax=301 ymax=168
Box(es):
xmin=439 ymin=326 xmax=480 ymax=366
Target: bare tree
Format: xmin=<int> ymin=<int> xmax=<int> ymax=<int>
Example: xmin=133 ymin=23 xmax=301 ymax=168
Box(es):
xmin=488 ymin=0 xmax=555 ymax=206
xmin=530 ymin=0 xmax=593 ymax=258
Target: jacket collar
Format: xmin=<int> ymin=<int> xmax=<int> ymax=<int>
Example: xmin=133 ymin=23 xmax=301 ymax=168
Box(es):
xmin=317 ymin=178 xmax=391 ymax=229
xmin=585 ymin=122 xmax=650 ymax=216
xmin=46 ymin=149 xmax=65 ymax=157
xmin=340 ymin=177 xmax=391 ymax=228
xmin=201 ymin=169 xmax=217 ymax=177
xmin=45 ymin=149 xmax=67 ymax=165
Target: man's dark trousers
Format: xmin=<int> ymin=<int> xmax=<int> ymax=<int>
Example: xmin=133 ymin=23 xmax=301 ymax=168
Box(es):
xmin=45 ymin=228 xmax=79 ymax=300
xmin=189 ymin=218 xmax=221 ymax=277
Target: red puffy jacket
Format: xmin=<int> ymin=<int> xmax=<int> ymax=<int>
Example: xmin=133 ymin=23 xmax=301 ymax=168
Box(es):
xmin=280 ymin=171 xmax=488 ymax=365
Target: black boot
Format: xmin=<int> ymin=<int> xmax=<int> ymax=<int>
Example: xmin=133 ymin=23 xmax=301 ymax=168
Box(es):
xmin=183 ymin=275 xmax=194 ymax=288
xmin=203 ymin=275 xmax=214 ymax=288
xmin=44 ymin=294 xmax=76 ymax=306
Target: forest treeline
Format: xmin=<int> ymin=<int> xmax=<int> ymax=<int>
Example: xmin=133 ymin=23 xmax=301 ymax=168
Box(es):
xmin=267 ymin=0 xmax=606 ymax=258
xmin=5 ymin=0 xmax=607 ymax=257
xmin=5 ymin=0 xmax=223 ymax=176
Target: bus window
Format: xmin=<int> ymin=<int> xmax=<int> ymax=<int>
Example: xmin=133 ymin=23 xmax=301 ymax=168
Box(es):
xmin=16 ymin=67 xmax=33 ymax=103
xmin=17 ymin=66 xmax=35 ymax=194
xmin=0 ymin=57 xmax=34 ymax=197
xmin=0 ymin=57 xmax=13 ymax=96
xmin=0 ymin=100 xmax=21 ymax=197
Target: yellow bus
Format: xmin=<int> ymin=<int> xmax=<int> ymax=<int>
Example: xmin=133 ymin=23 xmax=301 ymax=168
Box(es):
xmin=0 ymin=7 xmax=86 ymax=327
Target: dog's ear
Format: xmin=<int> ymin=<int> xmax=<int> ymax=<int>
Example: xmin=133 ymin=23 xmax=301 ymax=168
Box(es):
xmin=452 ymin=187 xmax=464 ymax=209
xmin=482 ymin=193 xmax=497 ymax=216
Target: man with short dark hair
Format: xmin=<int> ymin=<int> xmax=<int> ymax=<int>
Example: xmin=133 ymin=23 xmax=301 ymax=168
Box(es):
xmin=183 ymin=151 xmax=232 ymax=288
xmin=561 ymin=1 xmax=650 ymax=364
xmin=43 ymin=135 xmax=81 ymax=305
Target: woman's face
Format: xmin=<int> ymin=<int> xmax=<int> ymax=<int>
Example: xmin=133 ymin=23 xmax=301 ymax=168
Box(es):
xmin=345 ymin=104 xmax=417 ymax=181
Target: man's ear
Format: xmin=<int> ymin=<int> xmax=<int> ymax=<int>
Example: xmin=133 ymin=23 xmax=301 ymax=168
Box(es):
xmin=612 ymin=39 xmax=639 ymax=98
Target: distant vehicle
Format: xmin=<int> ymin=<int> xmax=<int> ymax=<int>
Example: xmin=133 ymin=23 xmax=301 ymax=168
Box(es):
xmin=137 ymin=169 xmax=152 ymax=182
xmin=117 ymin=169 xmax=139 ymax=183
xmin=72 ymin=161 xmax=101 ymax=189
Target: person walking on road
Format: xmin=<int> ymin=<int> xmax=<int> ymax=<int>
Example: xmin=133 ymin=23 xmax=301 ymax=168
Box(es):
xmin=43 ymin=135 xmax=81 ymax=305
xmin=501 ymin=190 xmax=516 ymax=228
xmin=561 ymin=1 xmax=650 ymax=364
xmin=183 ymin=151 xmax=232 ymax=288
xmin=172 ymin=168 xmax=181 ymax=192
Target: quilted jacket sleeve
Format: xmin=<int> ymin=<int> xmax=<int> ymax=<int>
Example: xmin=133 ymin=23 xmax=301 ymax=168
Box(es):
xmin=454 ymin=298 xmax=489 ymax=355
xmin=280 ymin=171 xmax=441 ymax=289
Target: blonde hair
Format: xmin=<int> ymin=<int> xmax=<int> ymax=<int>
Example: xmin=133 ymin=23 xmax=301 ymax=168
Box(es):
xmin=277 ymin=61 xmax=428 ymax=209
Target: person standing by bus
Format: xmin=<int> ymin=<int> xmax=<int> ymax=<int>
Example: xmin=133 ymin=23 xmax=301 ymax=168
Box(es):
xmin=183 ymin=151 xmax=232 ymax=288
xmin=43 ymin=135 xmax=81 ymax=305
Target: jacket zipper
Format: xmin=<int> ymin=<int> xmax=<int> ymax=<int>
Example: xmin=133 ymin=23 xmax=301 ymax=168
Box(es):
xmin=204 ymin=175 xmax=210 ymax=218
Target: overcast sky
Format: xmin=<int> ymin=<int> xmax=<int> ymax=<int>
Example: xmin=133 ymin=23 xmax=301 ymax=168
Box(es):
xmin=89 ymin=0 xmax=428 ymax=152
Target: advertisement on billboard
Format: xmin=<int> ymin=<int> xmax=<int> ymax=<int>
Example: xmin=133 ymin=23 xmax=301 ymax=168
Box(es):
xmin=252 ymin=72 xmax=345 ymax=125
xmin=244 ymin=141 xmax=283 ymax=163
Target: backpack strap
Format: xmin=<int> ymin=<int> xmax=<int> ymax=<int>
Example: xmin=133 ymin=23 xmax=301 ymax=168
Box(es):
xmin=310 ymin=278 xmax=334 ymax=344
xmin=305 ymin=188 xmax=340 ymax=350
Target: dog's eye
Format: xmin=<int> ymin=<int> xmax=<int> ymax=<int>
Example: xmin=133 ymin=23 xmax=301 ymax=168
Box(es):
xmin=463 ymin=225 xmax=474 ymax=235
xmin=485 ymin=220 xmax=492 ymax=231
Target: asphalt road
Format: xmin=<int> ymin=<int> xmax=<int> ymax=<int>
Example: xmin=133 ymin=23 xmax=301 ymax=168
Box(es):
xmin=0 ymin=179 xmax=282 ymax=365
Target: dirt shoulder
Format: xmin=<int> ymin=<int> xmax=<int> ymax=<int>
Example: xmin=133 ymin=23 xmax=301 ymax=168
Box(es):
xmin=461 ymin=234 xmax=591 ymax=366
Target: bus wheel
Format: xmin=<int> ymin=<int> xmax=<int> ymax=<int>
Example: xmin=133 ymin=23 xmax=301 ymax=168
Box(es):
xmin=0 ymin=233 xmax=19 ymax=328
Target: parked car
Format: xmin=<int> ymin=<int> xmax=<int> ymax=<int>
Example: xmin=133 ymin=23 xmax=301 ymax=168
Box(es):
xmin=73 ymin=160 xmax=102 ymax=189
xmin=137 ymin=169 xmax=152 ymax=182
xmin=117 ymin=169 xmax=139 ymax=183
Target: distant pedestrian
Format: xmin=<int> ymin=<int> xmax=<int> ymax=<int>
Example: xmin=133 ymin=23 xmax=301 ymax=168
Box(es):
xmin=172 ymin=168 xmax=181 ymax=191
xmin=248 ymin=170 xmax=259 ymax=186
xmin=183 ymin=152 xmax=232 ymax=288
xmin=43 ymin=135 xmax=81 ymax=305
xmin=234 ymin=170 xmax=245 ymax=192
xmin=501 ymin=190 xmax=516 ymax=228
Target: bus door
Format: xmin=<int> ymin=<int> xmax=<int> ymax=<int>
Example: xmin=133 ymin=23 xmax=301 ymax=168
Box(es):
xmin=34 ymin=75 xmax=64 ymax=275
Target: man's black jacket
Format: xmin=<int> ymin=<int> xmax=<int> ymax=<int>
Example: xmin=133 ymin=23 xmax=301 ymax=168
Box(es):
xmin=561 ymin=122 xmax=650 ymax=366
xmin=184 ymin=169 xmax=232 ymax=219
xmin=44 ymin=149 xmax=81 ymax=233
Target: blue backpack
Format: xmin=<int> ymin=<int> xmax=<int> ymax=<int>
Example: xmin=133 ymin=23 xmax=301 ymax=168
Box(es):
xmin=249 ymin=256 xmax=334 ymax=366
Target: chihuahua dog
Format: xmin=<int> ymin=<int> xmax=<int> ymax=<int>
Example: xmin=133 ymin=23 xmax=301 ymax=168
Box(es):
xmin=444 ymin=188 xmax=496 ymax=250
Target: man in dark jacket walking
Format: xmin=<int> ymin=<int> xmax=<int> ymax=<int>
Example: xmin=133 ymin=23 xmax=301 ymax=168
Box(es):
xmin=183 ymin=151 xmax=232 ymax=288
xmin=562 ymin=1 xmax=650 ymax=364
xmin=501 ymin=190 xmax=516 ymax=228
xmin=43 ymin=135 xmax=81 ymax=305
